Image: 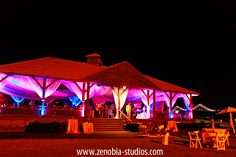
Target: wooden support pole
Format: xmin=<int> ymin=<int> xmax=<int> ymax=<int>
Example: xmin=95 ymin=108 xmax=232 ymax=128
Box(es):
xmin=85 ymin=82 xmax=90 ymax=121
xmin=153 ymin=89 xmax=156 ymax=120
xmin=169 ymin=92 xmax=173 ymax=119
xmin=41 ymin=77 xmax=46 ymax=116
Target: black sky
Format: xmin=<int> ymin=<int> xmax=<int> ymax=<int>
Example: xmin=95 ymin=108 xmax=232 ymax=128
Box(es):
xmin=0 ymin=1 xmax=235 ymax=109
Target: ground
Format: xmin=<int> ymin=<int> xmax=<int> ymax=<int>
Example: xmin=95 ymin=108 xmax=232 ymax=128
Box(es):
xmin=0 ymin=131 xmax=235 ymax=157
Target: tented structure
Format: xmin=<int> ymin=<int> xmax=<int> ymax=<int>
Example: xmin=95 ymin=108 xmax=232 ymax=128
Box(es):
xmin=217 ymin=106 xmax=236 ymax=134
xmin=0 ymin=53 xmax=199 ymax=120
xmin=172 ymin=104 xmax=216 ymax=119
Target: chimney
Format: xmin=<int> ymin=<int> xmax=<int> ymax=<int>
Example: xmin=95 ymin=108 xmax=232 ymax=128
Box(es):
xmin=85 ymin=53 xmax=103 ymax=66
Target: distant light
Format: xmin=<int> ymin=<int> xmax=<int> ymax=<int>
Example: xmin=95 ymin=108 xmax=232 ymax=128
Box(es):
xmin=123 ymin=86 xmax=126 ymax=89
xmin=175 ymin=110 xmax=179 ymax=114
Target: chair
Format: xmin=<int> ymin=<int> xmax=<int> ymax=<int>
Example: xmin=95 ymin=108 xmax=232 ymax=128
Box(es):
xmin=188 ymin=131 xmax=202 ymax=149
xmin=157 ymin=124 xmax=166 ymax=133
xmin=225 ymin=130 xmax=230 ymax=146
xmin=166 ymin=120 xmax=178 ymax=133
xmin=158 ymin=124 xmax=165 ymax=131
xmin=214 ymin=131 xmax=229 ymax=151
xmin=138 ymin=124 xmax=147 ymax=136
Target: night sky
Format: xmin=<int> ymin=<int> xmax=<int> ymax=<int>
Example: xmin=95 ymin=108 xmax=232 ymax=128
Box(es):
xmin=1 ymin=1 xmax=235 ymax=109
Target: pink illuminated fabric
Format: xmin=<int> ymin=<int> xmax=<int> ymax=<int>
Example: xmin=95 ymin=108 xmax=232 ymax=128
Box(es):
xmin=63 ymin=81 xmax=94 ymax=101
xmin=62 ymin=81 xmax=95 ymax=117
xmin=0 ymin=74 xmax=67 ymax=100
xmin=92 ymin=85 xmax=111 ymax=98
xmin=28 ymin=76 xmax=61 ymax=98
xmin=92 ymin=97 xmax=106 ymax=106
xmin=139 ymin=89 xmax=154 ymax=119
xmin=112 ymin=87 xmax=129 ymax=118
xmin=163 ymin=92 xmax=171 ymax=108
xmin=172 ymin=93 xmax=192 ymax=119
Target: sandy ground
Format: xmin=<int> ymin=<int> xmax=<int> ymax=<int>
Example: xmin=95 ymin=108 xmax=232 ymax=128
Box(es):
xmin=0 ymin=131 xmax=235 ymax=157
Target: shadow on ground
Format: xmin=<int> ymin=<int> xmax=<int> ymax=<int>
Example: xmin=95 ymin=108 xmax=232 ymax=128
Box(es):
xmin=0 ymin=131 xmax=144 ymax=139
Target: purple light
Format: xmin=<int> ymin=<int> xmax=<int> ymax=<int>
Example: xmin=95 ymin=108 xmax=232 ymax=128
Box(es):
xmin=41 ymin=99 xmax=45 ymax=116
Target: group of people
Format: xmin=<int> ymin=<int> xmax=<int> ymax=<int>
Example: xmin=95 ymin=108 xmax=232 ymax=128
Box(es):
xmin=90 ymin=102 xmax=137 ymax=119
xmin=89 ymin=103 xmax=146 ymax=119
xmin=92 ymin=103 xmax=116 ymax=118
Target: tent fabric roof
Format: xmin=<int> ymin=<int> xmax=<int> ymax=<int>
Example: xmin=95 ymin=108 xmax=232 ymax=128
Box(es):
xmin=0 ymin=57 xmax=105 ymax=81
xmin=217 ymin=106 xmax=236 ymax=114
xmin=144 ymin=75 xmax=199 ymax=95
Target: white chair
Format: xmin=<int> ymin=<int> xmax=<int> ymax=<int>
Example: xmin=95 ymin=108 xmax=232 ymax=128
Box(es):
xmin=214 ymin=131 xmax=229 ymax=151
xmin=188 ymin=131 xmax=202 ymax=149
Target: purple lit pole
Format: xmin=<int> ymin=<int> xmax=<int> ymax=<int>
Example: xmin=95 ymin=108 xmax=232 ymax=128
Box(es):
xmin=31 ymin=76 xmax=46 ymax=116
xmin=81 ymin=82 xmax=86 ymax=117
xmin=74 ymin=81 xmax=94 ymax=118
xmin=153 ymin=89 xmax=156 ymax=120
xmin=74 ymin=82 xmax=86 ymax=117
xmin=147 ymin=90 xmax=150 ymax=118
xmin=41 ymin=77 xmax=46 ymax=116
xmin=169 ymin=92 xmax=173 ymax=119
xmin=117 ymin=87 xmax=121 ymax=118
xmin=189 ymin=94 xmax=193 ymax=119
xmin=85 ymin=82 xmax=90 ymax=121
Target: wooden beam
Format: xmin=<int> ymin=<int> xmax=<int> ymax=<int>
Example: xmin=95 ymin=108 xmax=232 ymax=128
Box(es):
xmin=45 ymin=79 xmax=58 ymax=89
xmin=120 ymin=87 xmax=128 ymax=96
xmin=172 ymin=92 xmax=177 ymax=99
xmin=111 ymin=86 xmax=118 ymax=96
xmin=32 ymin=76 xmax=43 ymax=89
xmin=141 ymin=89 xmax=148 ymax=97
xmin=0 ymin=74 xmax=10 ymax=83
xmin=74 ymin=81 xmax=83 ymax=93
xmin=164 ymin=91 xmax=170 ymax=98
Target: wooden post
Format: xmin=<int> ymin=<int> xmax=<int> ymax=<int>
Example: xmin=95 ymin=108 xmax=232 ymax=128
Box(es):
xmin=117 ymin=87 xmax=121 ymax=118
xmin=230 ymin=112 xmax=236 ymax=134
xmin=81 ymin=82 xmax=85 ymax=117
xmin=189 ymin=94 xmax=193 ymax=119
xmin=169 ymin=92 xmax=173 ymax=119
xmin=85 ymin=82 xmax=90 ymax=121
xmin=41 ymin=77 xmax=46 ymax=116
xmin=153 ymin=89 xmax=156 ymax=120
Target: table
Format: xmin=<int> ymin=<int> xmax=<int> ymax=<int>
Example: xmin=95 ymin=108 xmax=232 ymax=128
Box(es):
xmin=166 ymin=120 xmax=178 ymax=132
xmin=202 ymin=128 xmax=226 ymax=134
xmin=82 ymin=122 xmax=94 ymax=134
xmin=66 ymin=118 xmax=79 ymax=134
xmin=201 ymin=131 xmax=216 ymax=145
xmin=201 ymin=128 xmax=226 ymax=146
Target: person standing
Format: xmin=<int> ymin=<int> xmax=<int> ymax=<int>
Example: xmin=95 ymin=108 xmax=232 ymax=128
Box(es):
xmin=108 ymin=106 xmax=113 ymax=118
xmin=126 ymin=103 xmax=131 ymax=119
